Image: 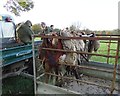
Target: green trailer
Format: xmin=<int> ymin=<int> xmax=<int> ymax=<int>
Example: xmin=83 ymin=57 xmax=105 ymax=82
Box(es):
xmin=0 ymin=14 xmax=41 ymax=75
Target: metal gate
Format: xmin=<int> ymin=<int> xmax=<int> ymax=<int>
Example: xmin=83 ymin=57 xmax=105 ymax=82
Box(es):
xmin=32 ymin=34 xmax=120 ymax=95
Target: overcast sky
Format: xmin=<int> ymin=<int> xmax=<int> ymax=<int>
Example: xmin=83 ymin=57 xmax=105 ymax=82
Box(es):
xmin=0 ymin=0 xmax=119 ymax=30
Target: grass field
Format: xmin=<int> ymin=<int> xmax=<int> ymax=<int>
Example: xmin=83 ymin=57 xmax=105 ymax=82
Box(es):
xmin=2 ymin=76 xmax=34 ymax=95
xmin=91 ymin=40 xmax=120 ymax=64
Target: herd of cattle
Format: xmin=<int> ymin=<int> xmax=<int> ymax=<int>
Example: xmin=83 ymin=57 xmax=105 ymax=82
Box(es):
xmin=38 ymin=30 xmax=100 ymax=85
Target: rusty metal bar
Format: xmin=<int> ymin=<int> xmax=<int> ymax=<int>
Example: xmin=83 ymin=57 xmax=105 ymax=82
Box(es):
xmin=33 ymin=34 xmax=120 ymax=41
xmin=98 ymin=49 xmax=116 ymax=52
xmin=57 ymin=62 xmax=120 ymax=75
xmin=107 ymin=36 xmax=111 ymax=64
xmin=33 ymin=34 xmax=120 ymax=37
xmin=100 ymin=41 xmax=117 ymax=43
xmin=38 ymin=56 xmax=120 ymax=76
xmin=110 ymin=40 xmax=120 ymax=94
xmin=45 ymin=72 xmax=119 ymax=91
xmin=42 ymin=48 xmax=116 ymax=58
xmin=96 ymin=34 xmax=120 ymax=37
xmin=110 ymin=49 xmax=119 ymax=51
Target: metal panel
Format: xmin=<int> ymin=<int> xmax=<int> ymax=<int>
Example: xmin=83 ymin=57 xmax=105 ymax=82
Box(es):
xmin=0 ymin=44 xmax=33 ymax=67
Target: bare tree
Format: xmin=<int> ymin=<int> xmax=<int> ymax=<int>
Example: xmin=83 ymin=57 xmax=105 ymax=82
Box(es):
xmin=69 ymin=21 xmax=82 ymax=32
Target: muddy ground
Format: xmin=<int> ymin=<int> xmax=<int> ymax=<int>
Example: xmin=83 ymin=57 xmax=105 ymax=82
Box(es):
xmin=62 ymin=75 xmax=119 ymax=94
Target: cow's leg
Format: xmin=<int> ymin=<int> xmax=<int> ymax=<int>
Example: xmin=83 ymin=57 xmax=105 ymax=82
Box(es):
xmin=45 ymin=63 xmax=51 ymax=83
xmin=55 ymin=66 xmax=65 ymax=87
xmin=72 ymin=67 xmax=80 ymax=80
xmin=54 ymin=67 xmax=59 ymax=85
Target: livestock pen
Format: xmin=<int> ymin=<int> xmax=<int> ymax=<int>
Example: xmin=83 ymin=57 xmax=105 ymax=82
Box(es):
xmin=32 ymin=34 xmax=120 ymax=95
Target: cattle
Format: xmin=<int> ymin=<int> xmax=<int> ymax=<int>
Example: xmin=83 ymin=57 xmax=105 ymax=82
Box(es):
xmin=38 ymin=31 xmax=100 ymax=86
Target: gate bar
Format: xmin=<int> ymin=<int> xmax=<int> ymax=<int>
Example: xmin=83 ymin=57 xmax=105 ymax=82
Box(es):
xmin=34 ymin=34 xmax=120 ymax=41
xmin=42 ymin=48 xmax=116 ymax=58
xmin=110 ymin=40 xmax=120 ymax=94
xmin=32 ymin=35 xmax=37 ymax=95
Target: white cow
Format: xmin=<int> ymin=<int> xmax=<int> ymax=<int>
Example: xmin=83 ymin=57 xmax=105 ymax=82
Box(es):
xmin=58 ymin=31 xmax=100 ymax=78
